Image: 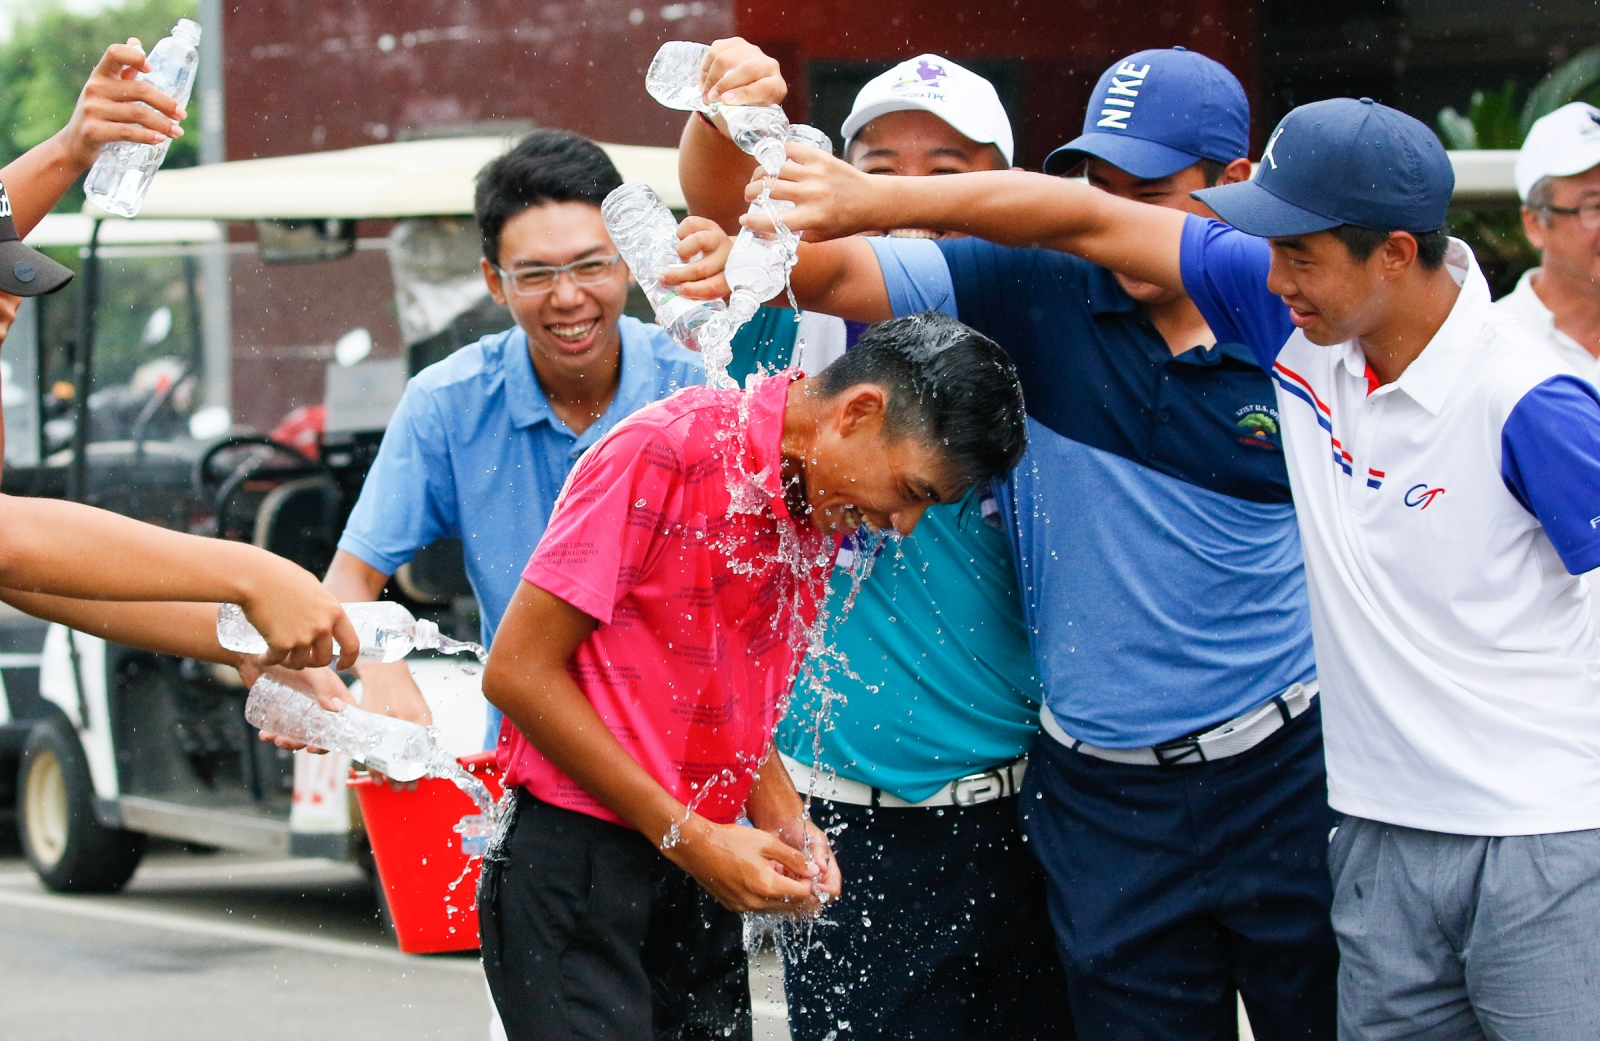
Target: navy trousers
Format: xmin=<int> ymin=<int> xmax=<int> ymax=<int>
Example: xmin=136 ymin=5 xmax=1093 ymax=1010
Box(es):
xmin=1021 ymin=704 xmax=1338 ymax=1041
xmin=782 ymin=795 xmax=1074 ymax=1041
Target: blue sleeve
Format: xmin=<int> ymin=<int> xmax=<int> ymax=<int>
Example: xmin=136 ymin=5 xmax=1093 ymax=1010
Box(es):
xmin=336 ymin=383 xmax=458 ymax=575
xmin=1502 ymin=376 xmax=1600 ymax=574
xmin=1179 ymin=214 xmax=1295 ymax=371
xmin=865 ymin=237 xmax=958 ymax=319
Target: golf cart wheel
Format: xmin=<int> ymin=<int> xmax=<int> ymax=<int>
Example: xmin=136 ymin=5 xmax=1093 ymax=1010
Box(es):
xmin=18 ymin=716 xmax=145 ymax=892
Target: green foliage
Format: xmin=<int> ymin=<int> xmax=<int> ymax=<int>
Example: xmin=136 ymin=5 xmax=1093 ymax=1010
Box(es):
xmin=1437 ymin=45 xmax=1600 ymax=151
xmin=0 ymin=0 xmax=199 ymax=211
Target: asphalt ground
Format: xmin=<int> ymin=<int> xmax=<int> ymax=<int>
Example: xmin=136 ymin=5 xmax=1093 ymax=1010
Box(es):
xmin=0 ymin=826 xmax=793 ymax=1041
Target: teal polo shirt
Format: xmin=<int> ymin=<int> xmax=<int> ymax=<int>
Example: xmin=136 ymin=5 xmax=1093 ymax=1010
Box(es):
xmin=736 ymin=311 xmax=1043 ymax=803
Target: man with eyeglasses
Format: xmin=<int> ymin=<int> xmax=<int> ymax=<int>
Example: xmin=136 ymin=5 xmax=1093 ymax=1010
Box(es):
xmin=322 ymin=129 xmax=730 ymax=748
xmin=1499 ymin=102 xmax=1600 ymax=381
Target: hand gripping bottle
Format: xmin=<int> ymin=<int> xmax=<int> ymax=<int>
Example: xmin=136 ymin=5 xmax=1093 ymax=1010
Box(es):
xmin=215 ymin=601 xmax=487 ymax=664
xmin=83 ymin=20 xmax=202 ymax=218
xmin=601 ymin=182 xmax=736 ymax=382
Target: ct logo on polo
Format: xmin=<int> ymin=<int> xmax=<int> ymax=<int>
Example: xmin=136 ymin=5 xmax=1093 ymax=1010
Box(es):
xmin=1403 ymin=484 xmax=1447 ymax=510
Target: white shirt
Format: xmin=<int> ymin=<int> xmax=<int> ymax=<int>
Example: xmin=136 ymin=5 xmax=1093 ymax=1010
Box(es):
xmin=1497 ymin=267 xmax=1600 ymax=382
xmin=1184 ymin=224 xmax=1600 ymax=837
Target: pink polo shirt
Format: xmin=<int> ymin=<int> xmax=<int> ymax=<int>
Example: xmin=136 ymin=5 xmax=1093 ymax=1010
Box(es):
xmin=502 ymin=372 xmax=836 ymax=827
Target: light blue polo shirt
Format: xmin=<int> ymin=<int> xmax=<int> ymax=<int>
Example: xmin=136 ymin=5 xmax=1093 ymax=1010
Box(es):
xmin=338 ymin=316 xmax=704 ymax=744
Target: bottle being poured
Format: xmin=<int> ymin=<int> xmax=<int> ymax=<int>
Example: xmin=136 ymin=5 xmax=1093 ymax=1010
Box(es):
xmin=244 ymin=673 xmax=497 ymax=820
xmin=645 ymin=41 xmax=834 ymax=383
xmin=601 ymin=182 xmax=738 ymax=386
xmin=84 ymin=19 xmax=201 ymax=218
xmin=216 ymin=601 xmax=487 ymax=665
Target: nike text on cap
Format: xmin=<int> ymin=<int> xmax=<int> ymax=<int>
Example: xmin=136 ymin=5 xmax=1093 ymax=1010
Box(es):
xmin=1043 ymin=47 xmax=1250 ymax=179
xmin=0 ymin=183 xmax=73 ymax=297
xmin=1515 ymin=101 xmax=1600 ymax=201
xmin=1193 ymin=97 xmax=1455 ymax=239
xmin=841 ymin=54 xmax=1015 ymax=166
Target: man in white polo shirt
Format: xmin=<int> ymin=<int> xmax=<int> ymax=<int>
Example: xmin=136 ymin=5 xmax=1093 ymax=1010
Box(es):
xmin=1498 ymin=102 xmax=1600 ymax=379
xmin=756 ymin=95 xmax=1600 ymax=1036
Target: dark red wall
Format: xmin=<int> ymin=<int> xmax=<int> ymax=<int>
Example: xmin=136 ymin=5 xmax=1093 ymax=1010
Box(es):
xmin=221 ymin=1 xmax=1257 ymax=429
xmin=736 ymin=0 xmax=1259 ymax=169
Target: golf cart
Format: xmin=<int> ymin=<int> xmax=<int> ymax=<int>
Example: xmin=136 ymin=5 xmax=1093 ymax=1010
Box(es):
xmin=2 ymin=136 xmax=683 ymax=896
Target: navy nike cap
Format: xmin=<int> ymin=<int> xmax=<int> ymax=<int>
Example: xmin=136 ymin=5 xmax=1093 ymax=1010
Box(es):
xmin=1193 ymin=97 xmax=1455 ymax=238
xmin=1043 ymin=47 xmax=1250 ymax=179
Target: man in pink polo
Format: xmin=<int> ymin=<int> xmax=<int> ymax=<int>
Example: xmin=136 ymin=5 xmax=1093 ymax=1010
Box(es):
xmin=480 ymin=312 xmax=1027 ymax=1041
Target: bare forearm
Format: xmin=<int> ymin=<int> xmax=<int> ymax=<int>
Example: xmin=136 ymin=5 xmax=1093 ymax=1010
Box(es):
xmin=680 ymin=114 xmax=761 ymax=235
xmin=0 ymin=495 xmax=289 ymax=604
xmin=0 ymin=136 xmax=84 ymax=236
xmin=0 ymin=590 xmax=241 ymax=664
xmin=787 ymin=238 xmax=894 ymax=322
xmin=744 ymin=750 xmax=804 ymax=830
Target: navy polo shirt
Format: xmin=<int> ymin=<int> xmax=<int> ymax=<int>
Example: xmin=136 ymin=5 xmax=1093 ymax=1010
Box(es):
xmin=870 ymin=236 xmax=1315 ymax=747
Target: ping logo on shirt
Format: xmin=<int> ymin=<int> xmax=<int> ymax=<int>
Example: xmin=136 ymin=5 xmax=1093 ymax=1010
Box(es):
xmin=1096 ymin=62 xmax=1151 ymax=130
xmin=1404 ymin=484 xmax=1446 ymax=509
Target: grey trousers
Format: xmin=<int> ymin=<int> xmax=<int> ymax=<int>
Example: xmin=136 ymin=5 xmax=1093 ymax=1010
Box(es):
xmin=1329 ymin=815 xmax=1600 ymax=1040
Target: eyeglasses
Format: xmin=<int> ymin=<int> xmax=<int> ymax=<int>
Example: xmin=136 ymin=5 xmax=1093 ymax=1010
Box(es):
xmin=495 ymin=254 xmax=623 ymax=296
xmin=1540 ymin=201 xmax=1600 ymax=231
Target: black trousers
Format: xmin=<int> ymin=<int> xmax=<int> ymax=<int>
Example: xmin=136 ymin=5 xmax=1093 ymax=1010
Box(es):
xmin=1022 ymin=705 xmax=1338 ymax=1041
xmin=781 ymin=795 xmax=1075 ymax=1041
xmin=479 ymin=790 xmax=752 ymax=1041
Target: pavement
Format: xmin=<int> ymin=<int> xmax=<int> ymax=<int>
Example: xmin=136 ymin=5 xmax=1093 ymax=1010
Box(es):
xmin=0 ymin=827 xmax=793 ymax=1040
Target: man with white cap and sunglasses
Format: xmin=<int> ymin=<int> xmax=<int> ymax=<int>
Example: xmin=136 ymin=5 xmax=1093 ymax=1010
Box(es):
xmin=1499 ymin=102 xmax=1600 ymax=380
xmin=674 ymin=43 xmax=1069 ymax=1041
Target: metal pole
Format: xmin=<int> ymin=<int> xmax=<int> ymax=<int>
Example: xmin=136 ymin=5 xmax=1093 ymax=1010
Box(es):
xmin=68 ymin=220 xmax=101 ymax=503
xmin=197 ymin=0 xmax=231 ymax=415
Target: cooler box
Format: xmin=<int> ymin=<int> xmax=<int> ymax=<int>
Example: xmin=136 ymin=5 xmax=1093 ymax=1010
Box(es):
xmin=351 ymin=750 xmax=503 ymax=955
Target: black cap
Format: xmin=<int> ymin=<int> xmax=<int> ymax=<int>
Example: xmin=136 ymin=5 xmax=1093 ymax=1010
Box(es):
xmin=0 ymin=183 xmax=73 ymax=297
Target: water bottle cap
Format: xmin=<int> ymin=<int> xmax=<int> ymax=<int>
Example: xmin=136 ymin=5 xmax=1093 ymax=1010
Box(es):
xmin=173 ymin=19 xmax=203 ymax=44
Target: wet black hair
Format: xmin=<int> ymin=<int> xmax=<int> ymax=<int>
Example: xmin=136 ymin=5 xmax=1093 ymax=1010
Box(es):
xmin=1331 ymin=225 xmax=1449 ymax=270
xmin=474 ymin=129 xmax=623 ymax=266
xmin=815 ymin=311 xmax=1028 ymax=489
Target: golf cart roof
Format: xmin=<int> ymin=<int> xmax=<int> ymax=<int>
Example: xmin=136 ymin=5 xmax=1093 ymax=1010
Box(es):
xmin=81 ymin=136 xmax=684 ymax=221
xmin=25 ymin=213 xmax=224 ymax=247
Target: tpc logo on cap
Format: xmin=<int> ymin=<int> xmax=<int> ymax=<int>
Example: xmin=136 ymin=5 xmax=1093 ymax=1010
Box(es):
xmin=1095 ymin=61 xmax=1151 ymax=131
xmin=0 ymin=184 xmax=10 ymax=220
xmin=895 ymin=59 xmax=948 ymax=92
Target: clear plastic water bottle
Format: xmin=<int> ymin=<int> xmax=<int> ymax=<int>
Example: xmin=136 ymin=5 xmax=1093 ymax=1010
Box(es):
xmin=216 ymin=601 xmax=487 ymax=664
xmin=244 ymin=674 xmax=452 ymax=783
xmin=645 ymin=40 xmax=833 ymax=175
xmin=601 ymin=182 xmax=733 ymax=360
xmin=724 ymin=223 xmax=793 ymax=330
xmin=83 ymin=20 xmax=201 ymax=218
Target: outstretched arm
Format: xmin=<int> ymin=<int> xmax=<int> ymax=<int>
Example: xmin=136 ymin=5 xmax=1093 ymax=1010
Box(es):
xmin=0 ymin=494 xmax=357 ymax=669
xmin=2 ymin=40 xmax=186 ymax=235
xmin=0 ymin=592 xmax=238 ymax=664
xmin=750 ymin=146 xmax=1190 ymax=295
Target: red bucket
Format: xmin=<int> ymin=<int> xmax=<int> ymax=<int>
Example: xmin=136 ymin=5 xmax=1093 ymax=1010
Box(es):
xmin=350 ymin=750 xmax=503 ymax=955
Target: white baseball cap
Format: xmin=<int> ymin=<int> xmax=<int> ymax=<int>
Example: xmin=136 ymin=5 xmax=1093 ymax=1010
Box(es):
xmin=1515 ymin=101 xmax=1600 ymax=201
xmin=841 ymin=55 xmax=1015 ymax=166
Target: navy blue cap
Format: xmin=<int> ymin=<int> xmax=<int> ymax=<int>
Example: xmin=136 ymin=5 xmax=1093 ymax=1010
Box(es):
xmin=1193 ymin=97 xmax=1455 ymax=237
xmin=1043 ymin=47 xmax=1250 ymax=178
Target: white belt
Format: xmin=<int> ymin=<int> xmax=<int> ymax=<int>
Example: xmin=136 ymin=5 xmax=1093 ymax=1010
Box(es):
xmin=779 ymin=752 xmax=1027 ymax=809
xmin=1041 ymin=680 xmax=1319 ymax=767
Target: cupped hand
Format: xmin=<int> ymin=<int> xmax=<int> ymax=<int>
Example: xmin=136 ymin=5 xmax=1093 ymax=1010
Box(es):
xmin=701 ymin=37 xmax=786 ymax=108
xmin=661 ymin=814 xmax=823 ymax=914
xmin=741 ymin=142 xmax=883 ymax=242
xmin=657 ymin=214 xmax=732 ymax=300
xmin=59 ymin=39 xmax=186 ymax=171
xmin=241 ymin=560 xmax=362 ymax=671
xmin=767 ymin=814 xmax=842 ymax=902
